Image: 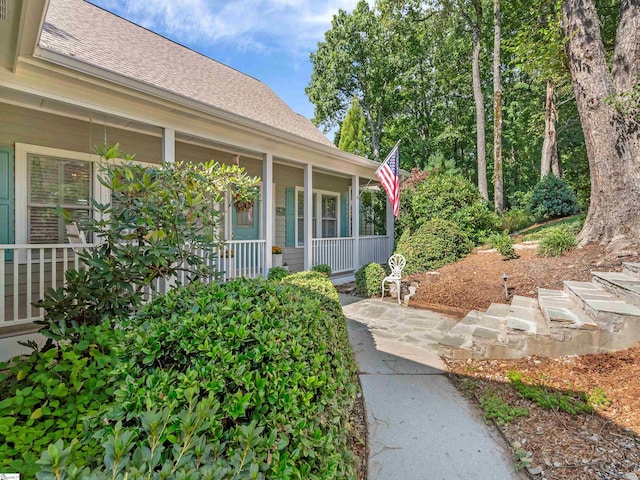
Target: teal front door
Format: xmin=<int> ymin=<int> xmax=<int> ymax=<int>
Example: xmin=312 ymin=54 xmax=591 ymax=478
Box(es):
xmin=232 ymin=197 xmax=260 ymax=240
xmin=231 ymin=197 xmax=260 ymax=276
xmin=0 ymin=147 xmax=14 ymax=261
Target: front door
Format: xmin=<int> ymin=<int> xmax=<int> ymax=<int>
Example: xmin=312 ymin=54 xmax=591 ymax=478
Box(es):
xmin=232 ymin=196 xmax=260 ymax=240
xmin=231 ymin=196 xmax=260 ymax=276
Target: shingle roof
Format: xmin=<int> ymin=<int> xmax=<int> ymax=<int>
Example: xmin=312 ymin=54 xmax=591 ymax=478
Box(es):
xmin=38 ymin=0 xmax=334 ymax=147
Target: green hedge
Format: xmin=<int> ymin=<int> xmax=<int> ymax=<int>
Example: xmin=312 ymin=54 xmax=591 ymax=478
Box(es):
xmin=396 ymin=219 xmax=473 ymax=275
xmin=398 ymin=172 xmax=500 ymax=245
xmin=2 ymin=275 xmax=360 ymax=478
xmin=355 ymin=263 xmax=386 ymax=297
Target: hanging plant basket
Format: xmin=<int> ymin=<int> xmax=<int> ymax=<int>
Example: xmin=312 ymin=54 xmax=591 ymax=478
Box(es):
xmin=234 ymin=193 xmax=254 ymax=212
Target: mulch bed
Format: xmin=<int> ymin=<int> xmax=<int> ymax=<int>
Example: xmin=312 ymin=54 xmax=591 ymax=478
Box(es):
xmin=406 ymin=242 xmax=640 ymax=479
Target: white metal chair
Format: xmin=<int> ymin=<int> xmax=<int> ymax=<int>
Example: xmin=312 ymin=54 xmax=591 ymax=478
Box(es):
xmin=381 ymin=254 xmax=406 ymax=304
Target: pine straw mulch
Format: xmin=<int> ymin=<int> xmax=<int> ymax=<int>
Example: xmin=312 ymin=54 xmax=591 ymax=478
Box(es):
xmin=406 ymin=243 xmax=640 ymax=479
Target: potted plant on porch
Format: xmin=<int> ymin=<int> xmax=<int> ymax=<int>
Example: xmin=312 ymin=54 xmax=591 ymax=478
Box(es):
xmin=272 ymin=245 xmax=284 ymax=267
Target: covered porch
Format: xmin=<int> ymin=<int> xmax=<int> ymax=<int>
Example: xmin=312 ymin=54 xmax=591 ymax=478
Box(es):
xmin=0 ymin=102 xmax=394 ymax=333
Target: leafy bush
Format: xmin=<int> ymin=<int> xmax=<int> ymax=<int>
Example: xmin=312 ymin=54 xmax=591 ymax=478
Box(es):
xmin=267 ymin=266 xmax=290 ymax=280
xmin=487 ymin=232 xmax=518 ymax=260
xmin=36 ymin=144 xmax=259 ymax=343
xmin=355 ymin=263 xmax=386 ymax=297
xmin=501 ymin=208 xmax=535 ymax=233
xmin=5 ymin=276 xmax=360 ymax=478
xmin=395 ymin=219 xmax=473 ymax=275
xmin=536 ymin=226 xmax=577 ymax=257
xmin=33 ymin=272 xmax=357 ymax=478
xmin=508 ymin=190 xmax=532 ymax=210
xmin=0 ymin=323 xmax=124 ymax=477
xmin=528 ymin=175 xmax=579 ymax=222
xmin=398 ymin=172 xmax=500 ymax=244
xmin=312 ymin=263 xmax=332 ymax=276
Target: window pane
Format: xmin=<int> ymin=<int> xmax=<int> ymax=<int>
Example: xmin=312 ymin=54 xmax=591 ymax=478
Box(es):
xmin=29 ymin=207 xmax=91 ymax=244
xmin=28 ymin=154 xmax=92 ymax=244
xmin=235 ymin=205 xmax=254 ymax=226
xmin=297 ymin=191 xmax=304 ymax=218
xmin=29 ymin=207 xmax=60 ymax=244
xmin=29 ymin=155 xmax=91 ymax=207
xmin=298 ymin=218 xmax=304 ymax=244
xmin=322 ymin=219 xmax=336 ymax=238
xmin=322 ymin=196 xmax=336 ymax=218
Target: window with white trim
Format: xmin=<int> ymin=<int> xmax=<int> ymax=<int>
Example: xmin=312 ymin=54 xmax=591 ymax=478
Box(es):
xmin=360 ymin=187 xmax=387 ymax=236
xmin=28 ymin=154 xmax=92 ymax=244
xmin=295 ymin=188 xmax=340 ymax=247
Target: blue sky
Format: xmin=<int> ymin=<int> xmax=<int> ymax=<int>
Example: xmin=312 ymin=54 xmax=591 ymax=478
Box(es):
xmin=87 ymin=0 xmax=369 ymax=141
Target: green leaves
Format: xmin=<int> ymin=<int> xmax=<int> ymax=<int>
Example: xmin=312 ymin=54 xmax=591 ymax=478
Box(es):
xmin=9 ymin=275 xmax=359 ymax=478
xmin=36 ymin=144 xmax=260 ymax=342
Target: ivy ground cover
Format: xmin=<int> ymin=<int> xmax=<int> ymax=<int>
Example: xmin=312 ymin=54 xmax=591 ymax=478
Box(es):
xmin=0 ymin=272 xmax=360 ymax=479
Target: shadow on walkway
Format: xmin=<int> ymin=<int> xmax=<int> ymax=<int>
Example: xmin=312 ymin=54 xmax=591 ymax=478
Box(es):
xmin=341 ymin=294 xmax=524 ymax=480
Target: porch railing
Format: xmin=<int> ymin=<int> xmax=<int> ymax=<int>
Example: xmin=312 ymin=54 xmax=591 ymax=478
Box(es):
xmin=212 ymin=239 xmax=266 ymax=282
xmin=312 ymin=237 xmax=355 ymax=274
xmin=0 ymin=243 xmax=96 ymax=327
xmin=359 ymin=236 xmax=391 ymax=266
xmin=1 ymin=239 xmax=266 ymax=328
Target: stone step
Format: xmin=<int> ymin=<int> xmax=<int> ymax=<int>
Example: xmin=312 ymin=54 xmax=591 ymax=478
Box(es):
xmin=622 ymin=262 xmax=640 ymax=279
xmin=592 ymin=271 xmax=640 ymax=308
xmin=439 ymin=312 xmax=478 ymax=350
xmin=484 ymin=302 xmax=511 ymax=318
xmin=563 ymin=281 xmax=640 ymax=331
xmin=505 ymin=296 xmax=549 ymax=336
xmin=538 ymin=288 xmax=599 ymax=330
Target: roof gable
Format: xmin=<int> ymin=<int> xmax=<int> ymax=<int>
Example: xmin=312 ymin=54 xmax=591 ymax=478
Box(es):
xmin=38 ymin=0 xmax=334 ymax=147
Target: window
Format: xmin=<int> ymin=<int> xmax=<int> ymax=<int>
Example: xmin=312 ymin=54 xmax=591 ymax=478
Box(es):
xmin=321 ymin=195 xmax=337 ymax=237
xmin=295 ymin=188 xmax=339 ymax=246
xmin=28 ymin=154 xmax=92 ymax=244
xmin=360 ymin=187 xmax=387 ymax=236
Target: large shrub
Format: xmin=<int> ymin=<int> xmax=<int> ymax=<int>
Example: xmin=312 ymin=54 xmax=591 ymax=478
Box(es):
xmin=528 ymin=175 xmax=579 ymax=222
xmin=395 ymin=219 xmax=473 ymax=275
xmin=0 ymin=323 xmax=124 ymax=477
xmin=355 ymin=262 xmax=387 ymax=297
xmin=36 ymin=144 xmax=259 ymax=343
xmin=9 ymin=275 xmax=360 ymax=478
xmin=398 ymin=172 xmax=500 ymax=244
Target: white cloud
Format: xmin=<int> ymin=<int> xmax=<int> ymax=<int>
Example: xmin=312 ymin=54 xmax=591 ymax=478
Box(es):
xmin=89 ymin=0 xmax=373 ymax=55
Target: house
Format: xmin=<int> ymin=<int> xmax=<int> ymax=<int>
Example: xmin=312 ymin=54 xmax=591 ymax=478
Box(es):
xmin=0 ymin=0 xmax=395 ymax=357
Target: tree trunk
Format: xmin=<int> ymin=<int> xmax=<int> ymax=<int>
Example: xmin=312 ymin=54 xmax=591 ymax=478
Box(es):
xmin=472 ymin=25 xmax=488 ymax=200
xmin=563 ymin=0 xmax=640 ymax=252
xmin=493 ymin=0 xmax=503 ymax=213
xmin=540 ymin=80 xmax=560 ymax=178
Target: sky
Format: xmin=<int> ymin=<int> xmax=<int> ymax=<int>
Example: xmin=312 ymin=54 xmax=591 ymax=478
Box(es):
xmin=86 ymin=0 xmax=369 ymax=141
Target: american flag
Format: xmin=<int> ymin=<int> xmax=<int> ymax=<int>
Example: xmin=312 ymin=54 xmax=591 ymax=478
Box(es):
xmin=376 ymin=142 xmax=400 ymax=217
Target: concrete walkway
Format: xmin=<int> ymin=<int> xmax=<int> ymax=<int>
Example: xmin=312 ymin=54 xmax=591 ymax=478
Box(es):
xmin=341 ymin=295 xmax=522 ymax=480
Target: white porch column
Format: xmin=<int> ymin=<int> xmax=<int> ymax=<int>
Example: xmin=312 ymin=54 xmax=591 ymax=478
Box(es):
xmin=304 ymin=164 xmax=313 ymax=271
xmin=386 ymin=197 xmax=395 ymax=259
xmin=262 ymin=153 xmax=273 ymax=276
xmin=352 ymin=175 xmax=360 ymax=270
xmin=162 ymin=128 xmax=175 ymax=164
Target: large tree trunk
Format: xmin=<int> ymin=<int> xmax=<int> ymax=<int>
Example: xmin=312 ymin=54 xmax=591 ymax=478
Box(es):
xmin=472 ymin=25 xmax=488 ymax=200
xmin=540 ymin=80 xmax=560 ymax=178
xmin=493 ymin=0 xmax=503 ymax=213
xmin=563 ymin=0 xmax=640 ymax=252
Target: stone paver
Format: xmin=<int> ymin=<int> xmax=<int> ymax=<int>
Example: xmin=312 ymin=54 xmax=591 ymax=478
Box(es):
xmin=342 ymin=295 xmax=522 ymax=480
